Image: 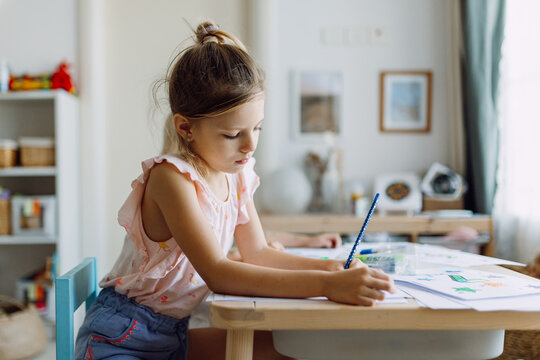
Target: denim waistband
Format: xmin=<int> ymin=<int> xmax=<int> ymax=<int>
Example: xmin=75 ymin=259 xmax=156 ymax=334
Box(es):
xmin=96 ymin=287 xmax=189 ymax=333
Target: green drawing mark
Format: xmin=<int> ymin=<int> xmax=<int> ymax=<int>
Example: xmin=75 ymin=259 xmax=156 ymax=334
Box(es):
xmin=454 ymin=287 xmax=477 ymax=293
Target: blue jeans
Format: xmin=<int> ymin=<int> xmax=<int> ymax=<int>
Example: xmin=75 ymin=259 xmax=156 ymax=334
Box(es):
xmin=75 ymin=287 xmax=189 ymax=360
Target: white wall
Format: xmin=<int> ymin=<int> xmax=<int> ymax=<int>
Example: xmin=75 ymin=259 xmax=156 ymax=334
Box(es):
xmin=0 ymin=0 xmax=78 ymax=78
xmin=253 ymin=0 xmax=459 ymax=204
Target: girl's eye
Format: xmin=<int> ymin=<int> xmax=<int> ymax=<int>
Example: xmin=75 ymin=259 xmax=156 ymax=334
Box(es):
xmin=223 ymin=127 xmax=261 ymax=139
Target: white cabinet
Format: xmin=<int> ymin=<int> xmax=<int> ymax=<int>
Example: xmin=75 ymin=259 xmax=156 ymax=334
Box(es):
xmin=0 ymin=90 xmax=80 ymax=298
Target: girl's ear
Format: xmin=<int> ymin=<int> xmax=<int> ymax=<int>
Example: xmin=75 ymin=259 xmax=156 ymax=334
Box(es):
xmin=173 ymin=114 xmax=192 ymax=141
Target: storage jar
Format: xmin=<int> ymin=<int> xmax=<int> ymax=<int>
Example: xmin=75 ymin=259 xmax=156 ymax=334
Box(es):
xmin=0 ymin=139 xmax=17 ymax=167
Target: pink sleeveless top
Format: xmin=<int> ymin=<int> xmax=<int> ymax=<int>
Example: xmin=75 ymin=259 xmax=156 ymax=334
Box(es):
xmin=99 ymin=155 xmax=260 ymax=319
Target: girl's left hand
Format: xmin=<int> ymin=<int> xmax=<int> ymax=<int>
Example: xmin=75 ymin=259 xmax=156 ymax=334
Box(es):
xmin=308 ymin=233 xmax=342 ymax=248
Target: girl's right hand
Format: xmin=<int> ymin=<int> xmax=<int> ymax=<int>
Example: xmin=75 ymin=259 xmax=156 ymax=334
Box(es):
xmin=323 ymin=264 xmax=396 ymax=306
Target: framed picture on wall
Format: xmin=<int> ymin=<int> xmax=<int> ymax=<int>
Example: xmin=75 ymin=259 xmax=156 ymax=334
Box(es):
xmin=291 ymin=71 xmax=343 ymax=140
xmin=379 ymin=71 xmax=432 ymax=133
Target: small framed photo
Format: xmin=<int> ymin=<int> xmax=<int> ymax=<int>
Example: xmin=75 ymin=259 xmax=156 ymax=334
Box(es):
xmin=379 ymin=71 xmax=432 ymax=133
xmin=291 ymin=71 xmax=343 ymax=140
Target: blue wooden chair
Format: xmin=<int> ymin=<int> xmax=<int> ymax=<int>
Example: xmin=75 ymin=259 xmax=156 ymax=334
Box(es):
xmin=55 ymin=257 xmax=99 ymax=360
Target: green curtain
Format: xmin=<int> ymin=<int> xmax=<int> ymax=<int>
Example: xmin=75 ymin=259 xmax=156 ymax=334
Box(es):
xmin=461 ymin=0 xmax=505 ymax=214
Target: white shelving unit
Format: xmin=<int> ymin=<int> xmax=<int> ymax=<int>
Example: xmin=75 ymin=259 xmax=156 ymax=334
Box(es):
xmin=0 ymin=90 xmax=80 ymax=299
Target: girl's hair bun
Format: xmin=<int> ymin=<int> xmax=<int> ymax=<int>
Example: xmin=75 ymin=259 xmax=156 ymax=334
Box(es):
xmin=195 ymin=21 xmax=225 ymax=45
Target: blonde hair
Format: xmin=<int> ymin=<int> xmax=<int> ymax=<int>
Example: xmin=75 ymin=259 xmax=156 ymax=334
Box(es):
xmin=155 ymin=21 xmax=265 ymax=176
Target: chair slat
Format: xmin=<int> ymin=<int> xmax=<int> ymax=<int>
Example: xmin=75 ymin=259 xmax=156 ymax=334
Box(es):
xmin=56 ymin=258 xmax=98 ymax=360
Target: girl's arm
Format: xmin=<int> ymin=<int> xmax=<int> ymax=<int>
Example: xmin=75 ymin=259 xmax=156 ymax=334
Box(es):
xmin=234 ymin=202 xmax=347 ymax=271
xmin=146 ymin=163 xmax=393 ymax=305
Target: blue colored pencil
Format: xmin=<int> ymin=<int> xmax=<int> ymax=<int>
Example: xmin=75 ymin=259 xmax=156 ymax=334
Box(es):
xmin=344 ymin=193 xmax=380 ymax=269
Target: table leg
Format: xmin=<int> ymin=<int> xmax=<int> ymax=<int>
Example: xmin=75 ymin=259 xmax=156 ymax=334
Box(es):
xmin=225 ymin=329 xmax=254 ymax=360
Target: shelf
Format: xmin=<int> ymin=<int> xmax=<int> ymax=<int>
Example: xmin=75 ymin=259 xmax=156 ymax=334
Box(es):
xmin=0 ymin=166 xmax=56 ymax=177
xmin=0 ymin=89 xmax=70 ymax=101
xmin=0 ymin=87 xmax=79 ymax=300
xmin=0 ymin=235 xmax=56 ymax=245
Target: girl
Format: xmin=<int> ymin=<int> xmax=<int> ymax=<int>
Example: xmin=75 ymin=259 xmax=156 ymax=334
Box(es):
xmin=75 ymin=21 xmax=395 ymax=360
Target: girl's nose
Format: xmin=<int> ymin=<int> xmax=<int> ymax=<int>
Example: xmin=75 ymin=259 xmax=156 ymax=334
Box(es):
xmin=241 ymin=133 xmax=257 ymax=153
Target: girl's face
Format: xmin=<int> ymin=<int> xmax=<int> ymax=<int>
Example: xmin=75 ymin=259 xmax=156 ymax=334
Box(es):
xmin=190 ymin=98 xmax=264 ymax=176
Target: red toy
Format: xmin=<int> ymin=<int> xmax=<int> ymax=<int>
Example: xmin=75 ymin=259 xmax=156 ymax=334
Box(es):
xmin=51 ymin=61 xmax=76 ymax=94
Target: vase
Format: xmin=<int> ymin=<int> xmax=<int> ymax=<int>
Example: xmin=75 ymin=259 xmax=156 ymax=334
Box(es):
xmin=262 ymin=167 xmax=312 ymax=214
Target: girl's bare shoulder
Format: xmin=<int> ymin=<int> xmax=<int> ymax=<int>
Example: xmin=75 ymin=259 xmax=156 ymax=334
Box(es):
xmin=145 ymin=161 xmax=196 ymax=199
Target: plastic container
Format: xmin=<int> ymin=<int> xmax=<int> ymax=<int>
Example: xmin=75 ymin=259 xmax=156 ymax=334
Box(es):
xmin=354 ymin=243 xmax=417 ymax=274
xmin=273 ymin=329 xmax=504 ymax=360
xmin=0 ymin=139 xmax=17 ymax=167
xmin=18 ymin=137 xmax=55 ymax=167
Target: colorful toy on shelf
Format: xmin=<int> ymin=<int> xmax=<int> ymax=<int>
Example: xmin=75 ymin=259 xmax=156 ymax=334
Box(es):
xmin=10 ymin=74 xmax=51 ymax=91
xmin=8 ymin=61 xmax=76 ymax=94
xmin=51 ymin=61 xmax=76 ymax=94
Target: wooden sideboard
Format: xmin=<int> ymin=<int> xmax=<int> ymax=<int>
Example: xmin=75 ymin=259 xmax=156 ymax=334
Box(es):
xmin=259 ymin=214 xmax=494 ymax=256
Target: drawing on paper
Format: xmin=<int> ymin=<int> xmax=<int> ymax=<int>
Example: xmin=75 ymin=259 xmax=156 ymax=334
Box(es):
xmin=394 ymin=268 xmax=540 ymax=300
xmin=454 ymin=287 xmax=477 ymax=293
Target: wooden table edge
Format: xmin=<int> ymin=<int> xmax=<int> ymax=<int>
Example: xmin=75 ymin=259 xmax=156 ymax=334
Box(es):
xmin=210 ymin=299 xmax=540 ymax=331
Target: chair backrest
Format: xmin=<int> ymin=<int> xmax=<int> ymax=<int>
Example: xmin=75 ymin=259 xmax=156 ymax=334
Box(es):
xmin=55 ymin=257 xmax=98 ymax=360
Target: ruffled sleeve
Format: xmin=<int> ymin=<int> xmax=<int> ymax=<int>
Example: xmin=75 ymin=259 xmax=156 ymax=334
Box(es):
xmin=236 ymin=157 xmax=260 ymax=225
xmin=117 ymin=157 xmax=157 ymax=235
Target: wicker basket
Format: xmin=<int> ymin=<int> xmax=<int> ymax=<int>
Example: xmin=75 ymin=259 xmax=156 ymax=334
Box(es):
xmin=494 ymin=330 xmax=540 ymax=360
xmin=0 ymin=295 xmax=47 ymax=360
xmin=19 ymin=137 xmax=55 ymax=167
xmin=0 ymin=139 xmax=17 ymax=167
xmin=0 ymin=198 xmax=10 ymax=235
xmin=494 ymin=265 xmax=540 ymax=359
